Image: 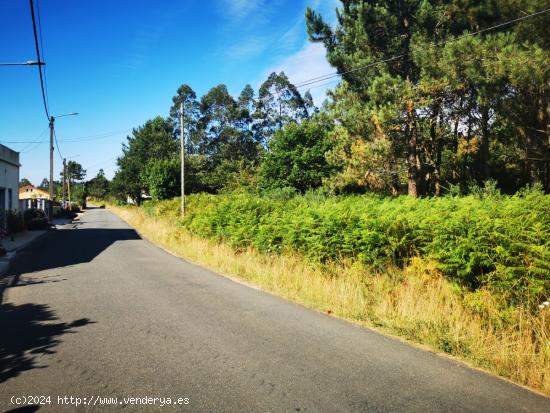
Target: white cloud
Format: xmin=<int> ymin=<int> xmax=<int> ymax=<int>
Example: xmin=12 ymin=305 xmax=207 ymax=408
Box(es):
xmin=226 ymin=15 xmax=304 ymax=60
xmin=227 ymin=37 xmax=269 ymax=59
xmin=263 ymin=41 xmax=338 ymax=105
xmin=278 ymin=13 xmax=307 ymax=49
xmin=219 ymin=0 xmax=265 ymax=21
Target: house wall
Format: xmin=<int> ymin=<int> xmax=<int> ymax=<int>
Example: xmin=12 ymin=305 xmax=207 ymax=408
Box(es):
xmin=0 ymin=156 xmax=20 ymax=211
xmin=0 ymin=145 xmax=19 ymax=210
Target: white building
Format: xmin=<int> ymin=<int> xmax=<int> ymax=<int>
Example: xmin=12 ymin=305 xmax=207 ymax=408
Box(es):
xmin=0 ymin=144 xmax=20 ymax=228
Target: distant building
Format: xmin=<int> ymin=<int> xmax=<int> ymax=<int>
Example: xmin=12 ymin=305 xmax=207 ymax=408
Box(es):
xmin=0 ymin=144 xmax=20 ymax=229
xmin=19 ymin=184 xmax=50 ymax=211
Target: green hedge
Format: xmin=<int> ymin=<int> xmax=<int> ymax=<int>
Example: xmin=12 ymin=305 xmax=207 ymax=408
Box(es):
xmin=142 ymin=188 xmax=549 ymax=304
xmin=23 ymin=208 xmax=50 ymax=231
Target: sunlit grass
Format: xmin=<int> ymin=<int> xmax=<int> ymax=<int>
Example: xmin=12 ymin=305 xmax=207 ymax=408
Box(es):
xmin=110 ymin=203 xmax=550 ymax=396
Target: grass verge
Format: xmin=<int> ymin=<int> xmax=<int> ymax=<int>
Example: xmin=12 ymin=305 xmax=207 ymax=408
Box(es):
xmin=109 ymin=203 xmax=549 ymax=396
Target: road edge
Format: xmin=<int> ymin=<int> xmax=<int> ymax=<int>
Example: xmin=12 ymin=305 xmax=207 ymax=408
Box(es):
xmin=108 ymin=205 xmax=550 ymax=400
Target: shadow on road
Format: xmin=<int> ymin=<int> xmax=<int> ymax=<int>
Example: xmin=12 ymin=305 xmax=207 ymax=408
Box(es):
xmin=0 ymin=228 xmax=141 ymax=304
xmin=4 ymin=406 xmax=41 ymax=412
xmin=0 ymin=302 xmax=94 ymax=384
xmin=0 ymin=224 xmax=125 ymax=383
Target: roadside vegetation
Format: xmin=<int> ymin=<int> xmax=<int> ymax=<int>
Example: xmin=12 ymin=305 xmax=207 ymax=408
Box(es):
xmin=110 ymin=191 xmax=549 ymax=395
xmin=99 ymin=0 xmax=549 ymax=395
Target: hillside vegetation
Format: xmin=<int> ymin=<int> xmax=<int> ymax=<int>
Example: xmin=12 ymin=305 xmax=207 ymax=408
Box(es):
xmin=145 ymin=187 xmax=549 ymax=305
xmin=109 ymin=2 xmax=550 ymax=202
xmin=104 ymin=0 xmax=549 ymax=396
xmin=110 ymin=188 xmax=550 ymax=394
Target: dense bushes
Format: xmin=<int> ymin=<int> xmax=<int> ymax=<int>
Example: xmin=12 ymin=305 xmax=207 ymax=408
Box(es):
xmin=54 ymin=207 xmax=78 ymax=219
xmin=6 ymin=210 xmax=25 ymax=234
xmin=3 ymin=209 xmax=50 ymax=234
xmin=142 ymin=157 xmax=180 ymax=200
xmin=23 ymin=208 xmax=50 ymax=230
xmin=171 ymin=188 xmax=549 ymax=305
xmin=112 ymin=197 xmax=550 ymax=395
xmin=260 ymin=118 xmax=334 ymax=192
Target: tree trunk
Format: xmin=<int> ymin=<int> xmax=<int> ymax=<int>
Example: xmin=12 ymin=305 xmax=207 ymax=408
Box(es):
xmin=401 ymin=10 xmax=419 ymax=198
xmin=430 ymin=99 xmax=443 ymax=196
xmin=480 ymin=106 xmax=490 ymax=181
xmin=390 ymin=156 xmax=400 ymax=196
xmin=406 ymin=100 xmax=418 ymax=197
xmin=545 ymin=100 xmax=550 ymax=192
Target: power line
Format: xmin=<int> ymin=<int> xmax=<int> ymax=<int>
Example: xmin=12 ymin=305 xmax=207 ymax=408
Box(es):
xmin=35 ymin=0 xmax=50 ymax=110
xmin=297 ymin=76 xmax=341 ymax=92
xmin=294 ymin=7 xmax=550 ymax=90
xmin=0 ymin=140 xmax=48 ymax=145
xmin=20 ymin=141 xmax=46 ymax=153
xmin=14 ymin=128 xmax=49 ymax=153
xmin=0 ymin=128 xmax=132 ymax=144
xmin=29 ymin=0 xmax=49 ymax=120
xmin=53 ymin=129 xmax=63 ymax=160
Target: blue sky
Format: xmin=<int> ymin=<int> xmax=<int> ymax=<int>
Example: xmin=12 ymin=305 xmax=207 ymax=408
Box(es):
xmin=0 ymin=0 xmax=339 ymax=185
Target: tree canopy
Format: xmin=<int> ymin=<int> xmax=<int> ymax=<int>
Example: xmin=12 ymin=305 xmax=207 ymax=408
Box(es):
xmin=306 ymin=0 xmax=550 ymax=196
xmin=110 ymin=3 xmax=549 ymax=201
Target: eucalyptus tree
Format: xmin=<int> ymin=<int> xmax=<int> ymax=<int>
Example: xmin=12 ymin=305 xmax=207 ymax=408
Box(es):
xmin=169 ymin=84 xmax=201 ymax=154
xmin=254 ymin=72 xmax=308 ymax=145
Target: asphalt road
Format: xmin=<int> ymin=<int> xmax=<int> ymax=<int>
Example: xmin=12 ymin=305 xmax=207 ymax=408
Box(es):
xmin=1 ymin=208 xmax=549 ymax=413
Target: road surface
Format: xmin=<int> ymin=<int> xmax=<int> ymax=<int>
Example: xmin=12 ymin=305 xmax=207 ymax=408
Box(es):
xmin=1 ymin=207 xmax=549 ymax=412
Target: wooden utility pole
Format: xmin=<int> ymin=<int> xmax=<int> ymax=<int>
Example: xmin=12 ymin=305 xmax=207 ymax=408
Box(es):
xmin=62 ymin=158 xmax=67 ymax=209
xmin=180 ymin=102 xmax=185 ymax=217
xmin=68 ymin=168 xmax=72 ymax=206
xmin=48 ymin=116 xmax=55 ymax=219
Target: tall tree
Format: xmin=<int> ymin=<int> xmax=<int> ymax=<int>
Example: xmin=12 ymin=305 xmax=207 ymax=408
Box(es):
xmin=303 ymin=90 xmax=317 ymax=116
xmin=86 ymin=169 xmax=109 ymax=199
xmin=306 ymin=0 xmax=550 ymax=195
xmin=67 ymin=161 xmax=86 ymax=183
xmin=254 ymin=72 xmax=308 ymax=145
xmin=306 ymin=1 xmax=444 ymax=196
xmin=38 ymin=178 xmax=49 ymax=190
xmin=19 ymin=178 xmax=31 ymax=187
xmin=169 ymin=84 xmax=201 ymax=154
xmin=113 ymin=117 xmax=177 ymax=203
xmin=199 ymin=84 xmax=258 ymax=163
xmin=195 ymin=84 xmax=260 ymax=191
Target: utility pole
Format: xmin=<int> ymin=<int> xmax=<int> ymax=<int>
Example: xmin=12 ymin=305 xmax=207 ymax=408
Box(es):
xmin=68 ymin=165 xmax=72 ymax=206
xmin=62 ymin=158 xmax=67 ymax=209
xmin=46 ymin=112 xmax=78 ymax=217
xmin=180 ymin=102 xmax=185 ymax=217
xmin=48 ymin=116 xmax=55 ymax=220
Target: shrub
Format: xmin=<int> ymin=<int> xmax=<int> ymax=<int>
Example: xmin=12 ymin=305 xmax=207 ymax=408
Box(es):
xmin=55 ymin=208 xmax=77 ymax=219
xmin=23 ymin=208 xmax=50 ymax=230
xmin=260 ymin=117 xmax=334 ymax=192
xmin=142 ymin=157 xmax=180 ymax=201
xmin=176 ymin=190 xmax=549 ymax=306
xmin=6 ymin=210 xmax=25 ymax=234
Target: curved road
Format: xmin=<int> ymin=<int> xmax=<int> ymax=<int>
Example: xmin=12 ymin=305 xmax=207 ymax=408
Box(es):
xmin=1 ymin=208 xmax=549 ymax=412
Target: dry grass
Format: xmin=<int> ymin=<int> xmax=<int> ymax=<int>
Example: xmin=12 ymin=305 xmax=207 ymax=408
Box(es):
xmin=110 ymin=204 xmax=550 ymax=396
